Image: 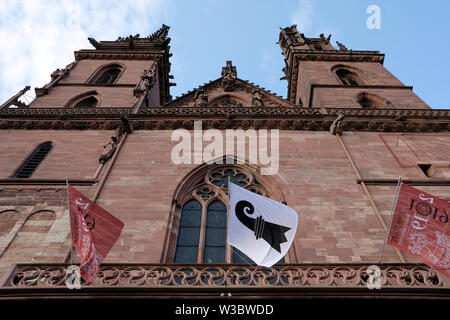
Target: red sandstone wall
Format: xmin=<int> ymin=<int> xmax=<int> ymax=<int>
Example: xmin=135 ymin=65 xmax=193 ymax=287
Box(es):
xmin=296 ymin=61 xmax=429 ymax=108
xmin=30 ymin=86 xmax=137 ymax=108
xmin=0 ymin=130 xmax=448 ymax=280
xmin=0 ymin=130 xmax=113 ymax=179
xmin=30 ymin=59 xmax=156 ymax=108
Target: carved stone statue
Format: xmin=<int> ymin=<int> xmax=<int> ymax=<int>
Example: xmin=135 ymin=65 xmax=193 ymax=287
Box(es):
xmin=251 ymin=89 xmax=264 ymax=106
xmin=134 ymin=67 xmax=156 ymax=97
xmin=99 ymin=135 xmax=118 ymax=164
xmin=280 ymin=66 xmax=290 ymax=80
xmin=141 ymin=68 xmax=156 ymax=90
xmin=194 ymin=88 xmax=208 ymax=107
xmin=42 ymin=61 xmax=77 ymax=90
xmin=330 ymin=113 xmax=345 ymax=136
xmin=119 ymin=115 xmax=133 ymax=134
xmin=221 ymin=61 xmax=237 ymax=91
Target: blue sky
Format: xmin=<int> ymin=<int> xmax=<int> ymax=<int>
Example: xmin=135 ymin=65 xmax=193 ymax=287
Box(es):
xmin=0 ymin=0 xmax=449 ymax=109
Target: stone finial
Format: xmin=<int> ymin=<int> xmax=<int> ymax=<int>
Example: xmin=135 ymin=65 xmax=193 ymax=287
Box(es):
xmin=221 ymin=61 xmax=237 ymax=91
xmin=320 ymin=33 xmax=331 ymax=44
xmin=147 ymin=24 xmax=170 ymax=41
xmin=336 ymin=41 xmax=348 ymax=51
xmin=40 ymin=61 xmax=78 ymax=94
xmin=116 ymin=34 xmax=140 ymax=42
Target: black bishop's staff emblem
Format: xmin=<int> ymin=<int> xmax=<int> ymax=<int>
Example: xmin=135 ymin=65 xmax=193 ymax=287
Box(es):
xmin=235 ymin=200 xmax=290 ymax=253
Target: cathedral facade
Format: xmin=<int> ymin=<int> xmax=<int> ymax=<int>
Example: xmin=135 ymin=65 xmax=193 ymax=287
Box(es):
xmin=0 ymin=24 xmax=448 ymax=303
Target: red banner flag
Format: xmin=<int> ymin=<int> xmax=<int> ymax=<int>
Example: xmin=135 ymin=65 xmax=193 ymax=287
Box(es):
xmin=68 ymin=184 xmax=124 ymax=283
xmin=387 ymin=184 xmax=449 ymax=278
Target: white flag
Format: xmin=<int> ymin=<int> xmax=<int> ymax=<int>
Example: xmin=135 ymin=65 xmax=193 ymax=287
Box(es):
xmin=228 ymin=182 xmax=298 ymax=267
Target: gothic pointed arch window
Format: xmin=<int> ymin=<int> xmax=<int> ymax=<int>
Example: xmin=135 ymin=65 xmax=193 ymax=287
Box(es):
xmin=87 ymin=63 xmax=124 ymax=85
xmin=73 ymin=95 xmax=98 ymax=108
xmin=332 ymin=65 xmax=366 ymax=86
xmin=65 ymin=91 xmax=99 ymax=108
xmin=356 ymin=92 xmax=389 ymax=109
xmin=11 ymin=141 xmax=53 ymax=178
xmin=166 ymin=163 xmax=289 ymax=264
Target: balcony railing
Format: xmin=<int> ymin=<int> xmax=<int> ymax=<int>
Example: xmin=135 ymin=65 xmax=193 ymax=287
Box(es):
xmin=2 ymin=263 xmax=447 ymax=289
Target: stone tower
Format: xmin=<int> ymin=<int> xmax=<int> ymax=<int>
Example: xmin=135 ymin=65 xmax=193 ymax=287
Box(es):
xmin=30 ymin=25 xmax=174 ymax=109
xmin=279 ymin=24 xmax=429 ymax=109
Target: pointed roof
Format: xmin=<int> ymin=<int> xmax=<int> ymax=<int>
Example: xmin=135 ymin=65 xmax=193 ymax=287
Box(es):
xmin=165 ymin=61 xmax=296 ymax=107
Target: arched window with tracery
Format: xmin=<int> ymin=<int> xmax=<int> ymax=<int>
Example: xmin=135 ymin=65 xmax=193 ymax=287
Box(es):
xmin=87 ymin=63 xmax=124 ymax=85
xmin=167 ymin=163 xmax=288 ymax=264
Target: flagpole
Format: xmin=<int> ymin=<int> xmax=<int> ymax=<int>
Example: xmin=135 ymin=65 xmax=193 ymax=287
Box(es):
xmin=378 ymin=176 xmax=402 ymax=265
xmin=224 ymin=176 xmax=231 ymax=296
xmin=66 ymin=177 xmax=74 ymax=266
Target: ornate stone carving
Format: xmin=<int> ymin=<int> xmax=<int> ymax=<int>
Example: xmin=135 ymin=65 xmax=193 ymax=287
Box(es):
xmin=116 ymin=34 xmax=140 ymax=42
xmin=251 ymin=89 xmax=264 ymax=106
xmin=278 ymin=24 xmax=304 ymax=50
xmin=193 ymin=88 xmax=208 ymax=107
xmin=280 ymin=65 xmax=290 ymax=80
xmin=37 ymin=61 xmax=78 ymax=97
xmin=0 ymin=86 xmax=30 ymax=109
xmin=87 ymin=37 xmax=100 ymax=49
xmin=99 ymin=135 xmax=118 ymax=164
xmin=4 ymin=263 xmax=445 ymax=289
xmin=118 ymin=115 xmax=133 ymax=134
xmin=210 ymin=97 xmax=242 ymax=108
xmin=330 ymin=113 xmax=345 ymax=135
xmin=134 ymin=66 xmax=156 ymax=97
xmin=146 ymin=24 xmax=170 ymax=42
xmin=75 ymin=52 xmax=162 ymax=61
xmin=336 ymin=41 xmax=348 ymax=51
xmin=207 ymin=167 xmax=253 ymax=189
xmin=221 ymin=61 xmax=237 ymax=91
xmin=0 ymin=107 xmax=448 ymax=133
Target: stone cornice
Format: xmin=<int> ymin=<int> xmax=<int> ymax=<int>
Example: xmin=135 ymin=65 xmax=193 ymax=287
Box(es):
xmin=292 ymin=50 xmax=385 ymax=63
xmin=74 ymin=51 xmax=164 ymax=61
xmin=0 ymin=107 xmax=448 ymax=132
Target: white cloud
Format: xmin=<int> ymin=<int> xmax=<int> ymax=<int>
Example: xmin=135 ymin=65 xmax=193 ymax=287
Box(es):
xmin=290 ymin=0 xmax=314 ymax=34
xmin=0 ymin=0 xmax=169 ymax=104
